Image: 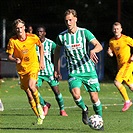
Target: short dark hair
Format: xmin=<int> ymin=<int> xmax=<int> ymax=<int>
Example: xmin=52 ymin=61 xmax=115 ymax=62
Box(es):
xmin=36 ymin=25 xmax=46 ymax=32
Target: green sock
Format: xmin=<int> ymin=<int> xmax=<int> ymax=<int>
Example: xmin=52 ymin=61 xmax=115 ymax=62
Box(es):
xmin=93 ymin=100 xmax=102 ymax=116
xmin=56 ymin=93 xmax=65 ymax=110
xmin=75 ymin=96 xmax=86 ymax=111
xmin=38 ymin=92 xmax=46 ymax=106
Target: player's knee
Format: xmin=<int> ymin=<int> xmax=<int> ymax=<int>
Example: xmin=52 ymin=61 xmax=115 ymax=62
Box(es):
xmin=129 ymin=84 xmax=133 ymax=91
xmin=72 ymin=94 xmax=80 ymax=100
xmin=90 ymin=92 xmax=99 ymax=103
xmin=114 ymin=80 xmax=121 ymax=87
xmin=29 ymin=84 xmax=35 ymax=90
xmin=71 ymin=91 xmax=80 ymax=100
xmin=91 ymin=96 xmax=99 ymax=103
xmin=71 ymin=88 xmax=80 ymax=100
xmin=29 ymin=82 xmax=37 ymax=92
xmin=130 ymin=88 xmax=133 ymax=91
xmin=52 ymin=86 xmax=60 ymax=95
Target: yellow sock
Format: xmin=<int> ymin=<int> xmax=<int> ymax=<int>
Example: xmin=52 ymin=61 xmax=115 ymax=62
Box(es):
xmin=33 ymin=90 xmax=40 ymax=105
xmin=118 ymin=85 xmax=129 ymax=101
xmin=29 ymin=99 xmax=39 ymax=117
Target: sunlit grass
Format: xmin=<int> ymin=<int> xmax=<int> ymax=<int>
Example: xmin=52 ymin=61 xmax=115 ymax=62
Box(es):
xmin=0 ymin=78 xmax=133 ymax=133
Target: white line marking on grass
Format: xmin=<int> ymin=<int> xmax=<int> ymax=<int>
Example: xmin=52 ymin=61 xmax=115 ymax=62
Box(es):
xmin=42 ymin=96 xmax=122 ymax=100
xmin=11 ymin=103 xmax=123 ymax=110
xmin=64 ymin=103 xmax=123 ymax=109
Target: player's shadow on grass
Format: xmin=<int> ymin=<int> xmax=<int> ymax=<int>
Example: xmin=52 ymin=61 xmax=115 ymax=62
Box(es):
xmin=0 ymin=113 xmax=34 ymax=116
xmin=0 ymin=127 xmax=85 ymax=132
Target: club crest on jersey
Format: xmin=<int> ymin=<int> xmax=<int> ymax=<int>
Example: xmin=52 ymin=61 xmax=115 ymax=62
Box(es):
xmin=115 ymin=47 xmax=120 ymax=51
xmin=24 ymin=56 xmax=30 ymax=62
xmin=77 ymin=36 xmax=82 ymax=42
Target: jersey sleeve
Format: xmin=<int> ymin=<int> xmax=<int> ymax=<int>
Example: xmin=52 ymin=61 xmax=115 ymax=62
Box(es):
xmin=108 ymin=38 xmax=114 ymax=52
xmin=52 ymin=41 xmax=57 ymax=54
xmin=6 ymin=39 xmax=14 ymax=55
xmin=34 ymin=34 xmax=42 ymax=46
xmin=127 ymin=36 xmax=133 ymax=55
xmin=84 ymin=29 xmax=96 ymax=42
xmin=127 ymin=36 xmax=133 ymax=47
xmin=56 ymin=35 xmax=63 ymax=46
xmin=36 ymin=45 xmax=40 ymax=56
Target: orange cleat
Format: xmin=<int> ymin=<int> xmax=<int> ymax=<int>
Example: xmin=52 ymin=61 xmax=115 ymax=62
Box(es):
xmin=60 ymin=110 xmax=68 ymax=116
xmin=43 ymin=102 xmax=51 ymax=116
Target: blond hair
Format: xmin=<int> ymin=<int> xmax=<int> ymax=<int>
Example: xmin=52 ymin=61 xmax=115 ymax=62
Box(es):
xmin=12 ymin=19 xmax=25 ymax=29
xmin=113 ymin=22 xmax=122 ymax=27
xmin=64 ymin=9 xmax=77 ymax=18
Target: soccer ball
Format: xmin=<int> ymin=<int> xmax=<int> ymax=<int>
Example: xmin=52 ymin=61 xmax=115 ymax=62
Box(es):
xmin=88 ymin=114 xmax=103 ymax=130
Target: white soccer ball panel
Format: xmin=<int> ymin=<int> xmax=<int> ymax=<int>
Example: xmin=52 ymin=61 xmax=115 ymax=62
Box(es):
xmin=88 ymin=114 xmax=103 ymax=130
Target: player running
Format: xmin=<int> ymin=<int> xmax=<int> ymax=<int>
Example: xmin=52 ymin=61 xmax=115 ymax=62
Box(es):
xmin=54 ymin=9 xmax=104 ymax=130
xmin=107 ymin=22 xmax=133 ymax=112
xmin=36 ymin=26 xmax=68 ymax=116
xmin=6 ymin=19 xmax=45 ymax=125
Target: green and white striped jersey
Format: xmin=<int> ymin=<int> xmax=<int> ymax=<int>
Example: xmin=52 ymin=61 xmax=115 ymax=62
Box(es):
xmin=36 ymin=38 xmax=56 ymax=76
xmin=56 ymin=27 xmax=96 ymax=75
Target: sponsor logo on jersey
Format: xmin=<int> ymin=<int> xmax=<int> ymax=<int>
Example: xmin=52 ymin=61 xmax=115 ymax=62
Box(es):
xmin=66 ymin=43 xmax=82 ymax=50
xmin=115 ymin=47 xmax=120 ymax=51
xmin=22 ymin=49 xmax=28 ymax=54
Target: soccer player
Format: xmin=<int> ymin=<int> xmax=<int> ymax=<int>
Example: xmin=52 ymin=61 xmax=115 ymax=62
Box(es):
xmin=6 ymin=19 xmax=45 ymax=125
xmin=36 ymin=26 xmax=68 ymax=116
xmin=54 ymin=9 xmax=103 ymax=130
xmin=107 ymin=22 xmax=133 ymax=112
xmin=27 ymin=25 xmax=33 ymax=34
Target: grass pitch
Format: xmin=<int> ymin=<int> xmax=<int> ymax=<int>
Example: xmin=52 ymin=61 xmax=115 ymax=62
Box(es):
xmin=0 ymin=78 xmax=133 ymax=133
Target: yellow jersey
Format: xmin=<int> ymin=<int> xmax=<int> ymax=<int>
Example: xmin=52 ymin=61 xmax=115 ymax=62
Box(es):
xmin=109 ymin=34 xmax=133 ymax=68
xmin=6 ymin=33 xmax=42 ymax=75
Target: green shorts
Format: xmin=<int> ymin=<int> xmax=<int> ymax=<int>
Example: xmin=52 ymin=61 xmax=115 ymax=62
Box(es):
xmin=37 ymin=75 xmax=59 ymax=87
xmin=68 ymin=73 xmax=100 ymax=92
